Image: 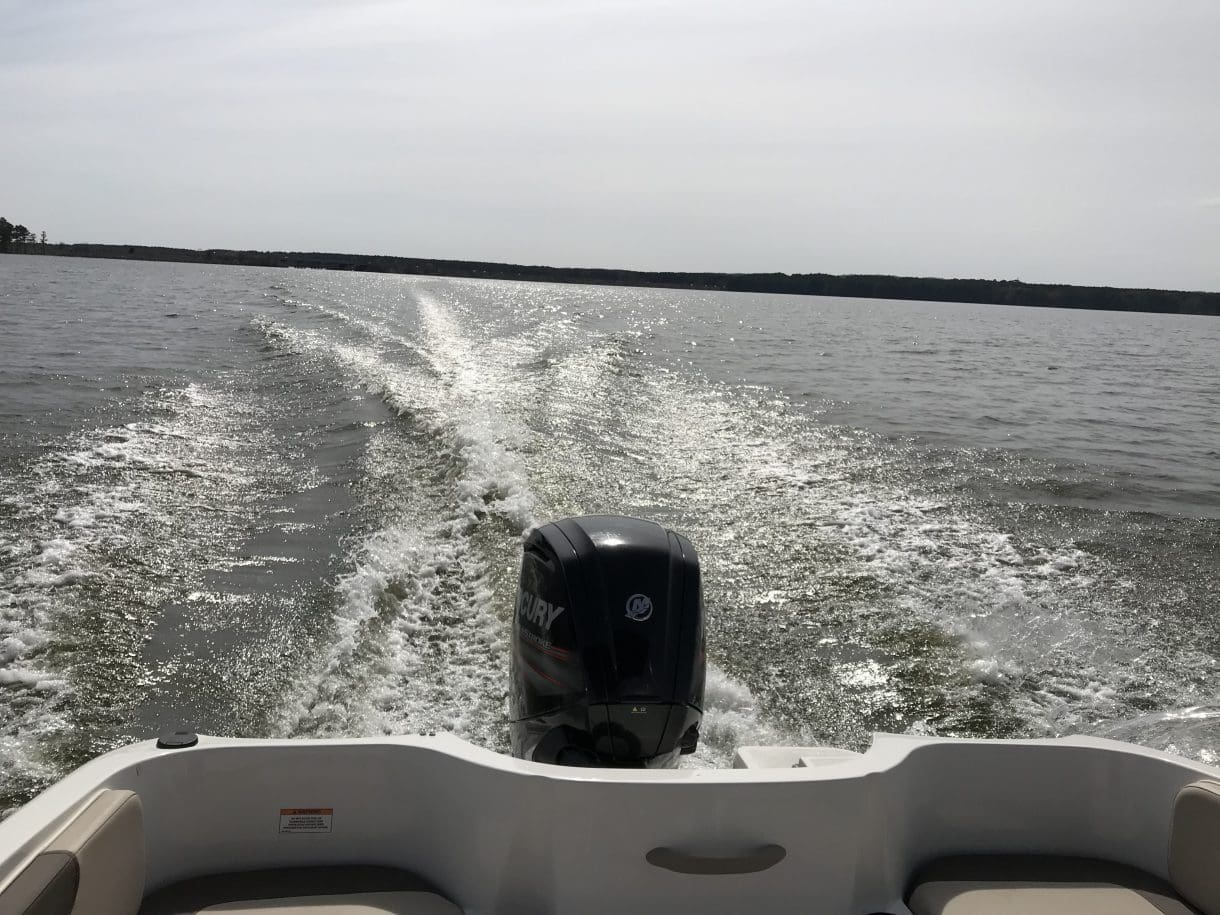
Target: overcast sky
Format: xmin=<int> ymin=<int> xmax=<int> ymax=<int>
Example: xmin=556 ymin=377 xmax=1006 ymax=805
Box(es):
xmin=2 ymin=0 xmax=1217 ymax=291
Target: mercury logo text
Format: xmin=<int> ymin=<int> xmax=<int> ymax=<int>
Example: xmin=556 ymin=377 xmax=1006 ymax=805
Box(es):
xmin=518 ymin=590 xmax=566 ymax=630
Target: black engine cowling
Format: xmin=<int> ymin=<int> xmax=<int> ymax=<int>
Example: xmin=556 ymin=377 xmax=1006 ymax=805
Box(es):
xmin=509 ymin=515 xmax=705 ymax=767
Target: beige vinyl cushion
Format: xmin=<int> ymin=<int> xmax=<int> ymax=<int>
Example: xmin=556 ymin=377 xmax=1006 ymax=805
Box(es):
xmin=45 ymin=789 xmax=145 ymax=915
xmin=907 ymin=855 xmax=1199 ymax=915
xmin=1170 ymin=780 xmax=1220 ymax=915
xmin=138 ymin=865 xmax=450 ymax=915
xmin=0 ymin=851 xmax=78 ymax=915
xmin=200 ymin=892 xmax=462 ymax=914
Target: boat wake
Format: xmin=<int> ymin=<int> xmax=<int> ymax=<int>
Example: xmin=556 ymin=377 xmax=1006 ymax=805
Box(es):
xmin=5 ymin=269 xmax=1214 ymax=818
xmin=0 ymin=382 xmax=280 ymax=813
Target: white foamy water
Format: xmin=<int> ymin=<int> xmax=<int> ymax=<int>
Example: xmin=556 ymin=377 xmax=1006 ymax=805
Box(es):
xmin=260 ymin=277 xmax=1218 ymax=761
xmin=0 ymin=381 xmax=284 ymax=809
xmin=260 ymin=293 xmax=537 ymax=746
xmin=257 ymin=286 xmax=799 ymax=764
xmin=1 ymin=255 xmax=1217 ymax=812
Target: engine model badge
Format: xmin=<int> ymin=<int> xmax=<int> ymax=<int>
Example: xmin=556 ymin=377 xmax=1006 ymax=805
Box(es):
xmin=625 ymin=593 xmax=653 ymax=622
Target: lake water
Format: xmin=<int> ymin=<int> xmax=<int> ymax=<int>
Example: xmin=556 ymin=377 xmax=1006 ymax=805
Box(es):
xmin=1 ymin=254 xmax=1218 ymax=812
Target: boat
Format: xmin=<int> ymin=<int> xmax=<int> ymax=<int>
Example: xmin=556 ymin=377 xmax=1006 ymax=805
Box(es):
xmin=2 ymin=517 xmax=1218 ymax=914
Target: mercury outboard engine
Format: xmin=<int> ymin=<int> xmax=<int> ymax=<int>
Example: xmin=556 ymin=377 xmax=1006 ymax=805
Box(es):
xmin=510 ymin=515 xmax=705 ymax=767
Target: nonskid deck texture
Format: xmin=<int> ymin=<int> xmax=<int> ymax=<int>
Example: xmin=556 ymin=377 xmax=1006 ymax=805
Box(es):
xmin=2 ymin=733 xmax=1220 ymax=914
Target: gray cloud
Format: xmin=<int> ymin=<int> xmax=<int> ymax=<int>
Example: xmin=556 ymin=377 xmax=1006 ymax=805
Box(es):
xmin=2 ymin=0 xmax=1217 ymax=290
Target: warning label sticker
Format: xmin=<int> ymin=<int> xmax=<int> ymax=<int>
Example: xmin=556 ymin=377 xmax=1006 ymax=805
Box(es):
xmin=278 ymin=808 xmax=333 ymax=834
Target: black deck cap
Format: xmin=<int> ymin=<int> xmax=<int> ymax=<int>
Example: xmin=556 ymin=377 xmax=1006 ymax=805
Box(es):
xmin=156 ymin=726 xmax=199 ymax=749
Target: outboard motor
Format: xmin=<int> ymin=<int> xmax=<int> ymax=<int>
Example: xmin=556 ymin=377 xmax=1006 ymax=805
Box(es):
xmin=510 ymin=515 xmax=705 ymax=767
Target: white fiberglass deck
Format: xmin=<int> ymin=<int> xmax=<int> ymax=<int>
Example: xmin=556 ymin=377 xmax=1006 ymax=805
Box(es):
xmin=1 ymin=733 xmax=1217 ymax=914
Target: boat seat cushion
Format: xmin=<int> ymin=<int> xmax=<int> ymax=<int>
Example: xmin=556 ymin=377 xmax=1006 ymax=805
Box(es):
xmin=906 ymin=855 xmax=1201 ymax=915
xmin=200 ymin=890 xmax=459 ymax=913
xmin=1170 ymin=780 xmax=1220 ymax=915
xmin=140 ymin=867 xmax=461 ymax=915
xmin=46 ymin=788 xmax=145 ymax=915
xmin=0 ymin=788 xmax=144 ymax=915
xmin=0 ymin=851 xmax=79 ymax=915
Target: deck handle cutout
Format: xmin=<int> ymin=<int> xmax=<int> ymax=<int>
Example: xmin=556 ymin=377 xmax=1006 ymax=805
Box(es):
xmin=646 ymin=843 xmax=786 ymax=874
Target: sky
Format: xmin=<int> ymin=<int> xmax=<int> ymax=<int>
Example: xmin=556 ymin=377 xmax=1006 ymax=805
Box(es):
xmin=2 ymin=0 xmax=1218 ymax=291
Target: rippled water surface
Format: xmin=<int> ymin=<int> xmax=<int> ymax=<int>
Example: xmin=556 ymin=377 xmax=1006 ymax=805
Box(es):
xmin=1 ymin=255 xmax=1218 ymax=812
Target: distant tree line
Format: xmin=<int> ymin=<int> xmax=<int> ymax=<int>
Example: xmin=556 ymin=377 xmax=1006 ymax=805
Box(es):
xmin=0 ymin=217 xmax=47 ymax=252
xmin=28 ymin=241 xmax=1220 ymax=316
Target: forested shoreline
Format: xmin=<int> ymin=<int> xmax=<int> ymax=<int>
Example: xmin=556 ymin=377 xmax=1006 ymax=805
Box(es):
xmin=6 ymin=238 xmax=1218 ymax=316
xmin=0 ymin=218 xmax=46 ymax=252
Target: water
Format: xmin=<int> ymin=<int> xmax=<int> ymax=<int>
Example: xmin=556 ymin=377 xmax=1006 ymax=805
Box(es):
xmin=2 ymin=254 xmax=1218 ymax=813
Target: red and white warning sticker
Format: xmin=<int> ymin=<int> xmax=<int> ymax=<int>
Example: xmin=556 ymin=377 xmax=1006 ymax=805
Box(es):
xmin=278 ymin=807 xmax=333 ymax=834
